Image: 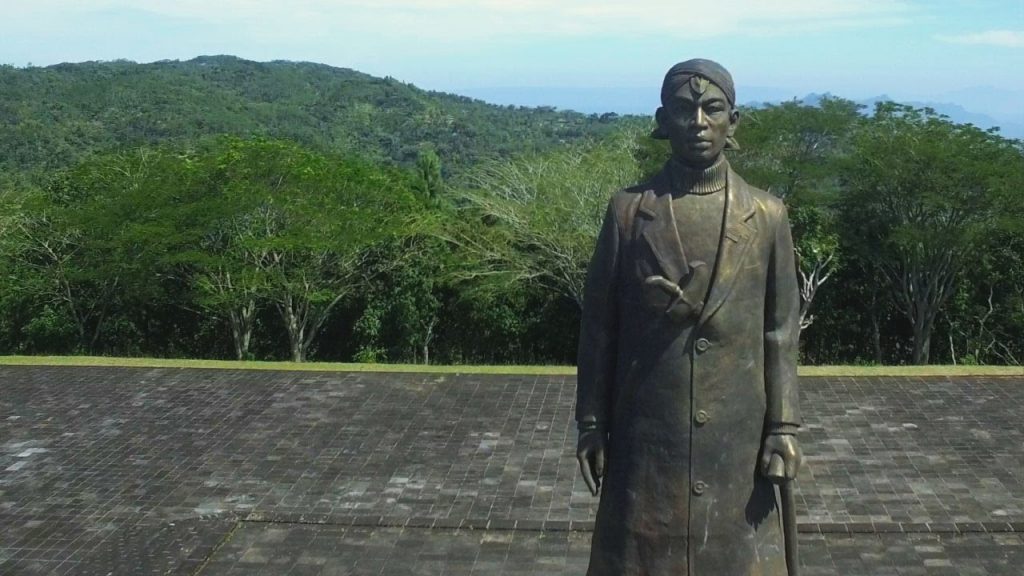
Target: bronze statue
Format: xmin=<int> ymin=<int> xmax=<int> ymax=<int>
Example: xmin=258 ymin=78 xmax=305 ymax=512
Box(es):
xmin=576 ymin=58 xmax=803 ymax=576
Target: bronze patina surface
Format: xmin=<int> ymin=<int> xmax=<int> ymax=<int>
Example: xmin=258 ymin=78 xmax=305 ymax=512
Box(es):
xmin=576 ymin=58 xmax=803 ymax=576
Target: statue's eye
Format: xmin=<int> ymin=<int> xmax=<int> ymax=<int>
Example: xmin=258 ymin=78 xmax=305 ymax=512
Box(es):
xmin=669 ymin=103 xmax=693 ymax=117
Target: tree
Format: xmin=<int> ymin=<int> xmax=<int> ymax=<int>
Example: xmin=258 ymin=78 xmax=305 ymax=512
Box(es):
xmin=941 ymin=188 xmax=1024 ymax=365
xmin=791 ymin=205 xmax=840 ymax=331
xmin=840 ymin=103 xmax=1021 ymax=364
xmin=733 ymin=98 xmax=862 ymax=332
xmin=2 ymin=149 xmax=183 ymax=354
xmin=351 ymin=238 xmax=447 ymax=364
xmin=413 ymin=146 xmax=445 ymax=204
xmin=188 ymin=209 xmax=268 ymax=361
xmin=353 ymin=150 xmax=454 ymax=364
xmin=0 ymin=181 xmax=71 ymax=353
xmin=204 ymin=138 xmax=415 ymax=362
xmin=447 ymin=131 xmax=642 ymax=308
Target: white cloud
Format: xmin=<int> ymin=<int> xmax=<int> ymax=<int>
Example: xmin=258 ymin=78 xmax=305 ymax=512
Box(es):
xmin=4 ymin=0 xmax=916 ymax=42
xmin=937 ymin=30 xmax=1024 ymax=48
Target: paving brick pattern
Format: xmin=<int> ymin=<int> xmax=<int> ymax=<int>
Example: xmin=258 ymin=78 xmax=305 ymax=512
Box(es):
xmin=1 ymin=366 xmax=1023 ymax=574
xmin=201 ymin=524 xmax=1024 ymax=576
xmin=801 ymin=376 xmax=1024 ymax=529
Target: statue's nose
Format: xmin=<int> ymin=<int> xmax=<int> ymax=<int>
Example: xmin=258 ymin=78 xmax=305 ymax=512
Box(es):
xmin=691 ymin=107 xmax=708 ymax=128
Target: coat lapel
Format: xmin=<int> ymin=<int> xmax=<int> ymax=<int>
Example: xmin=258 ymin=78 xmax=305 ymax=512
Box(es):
xmin=637 ymin=170 xmax=689 ymax=285
xmin=698 ymin=169 xmax=757 ymax=326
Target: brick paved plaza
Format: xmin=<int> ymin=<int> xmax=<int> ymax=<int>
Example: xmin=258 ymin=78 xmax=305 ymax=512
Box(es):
xmin=1 ymin=366 xmax=1023 ymax=575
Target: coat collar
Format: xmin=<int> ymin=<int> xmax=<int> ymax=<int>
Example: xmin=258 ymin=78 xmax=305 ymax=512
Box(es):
xmin=635 ymin=163 xmax=758 ymax=324
xmin=699 ymin=168 xmax=757 ymax=326
xmin=637 ymin=171 xmax=687 ymax=284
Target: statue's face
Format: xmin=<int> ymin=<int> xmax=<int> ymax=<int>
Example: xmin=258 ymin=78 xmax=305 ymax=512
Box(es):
xmin=657 ymin=77 xmax=739 ymax=168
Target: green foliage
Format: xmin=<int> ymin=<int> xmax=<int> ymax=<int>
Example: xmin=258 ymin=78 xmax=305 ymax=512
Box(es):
xmin=350 ymin=239 xmax=445 ymax=364
xmin=939 ymin=228 xmax=1024 ymax=365
xmin=413 ymin=146 xmax=446 ymax=204
xmin=733 ymin=97 xmax=863 ymax=200
xmin=0 ymin=65 xmax=1021 ymax=366
xmin=194 ymin=137 xmax=418 ymax=361
xmin=0 ymin=56 xmax=631 ymax=183
xmin=838 ymin=102 xmax=1023 ymax=363
xmin=448 ymin=130 xmax=643 ymax=306
xmin=0 ymin=149 xmax=186 ymax=354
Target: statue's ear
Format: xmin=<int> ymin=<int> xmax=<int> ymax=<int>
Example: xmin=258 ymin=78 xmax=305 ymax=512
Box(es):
xmin=725 ymin=108 xmax=741 ymax=150
xmin=651 ymin=106 xmax=670 ymax=140
xmin=727 ymin=108 xmax=740 ymax=137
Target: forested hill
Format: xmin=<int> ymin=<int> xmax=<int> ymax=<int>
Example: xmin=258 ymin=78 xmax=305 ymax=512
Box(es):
xmin=0 ymin=55 xmax=630 ymax=179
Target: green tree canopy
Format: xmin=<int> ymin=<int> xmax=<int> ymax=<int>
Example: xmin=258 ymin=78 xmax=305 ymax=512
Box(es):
xmin=839 ymin=102 xmax=1024 ymax=364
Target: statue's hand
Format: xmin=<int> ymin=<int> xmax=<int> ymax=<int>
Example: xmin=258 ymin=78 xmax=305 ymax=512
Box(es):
xmin=643 ymin=275 xmax=682 ymax=297
xmin=643 ymin=262 xmax=709 ymax=322
xmin=760 ymin=433 xmax=802 ymax=483
xmin=576 ymin=430 xmax=607 ymax=496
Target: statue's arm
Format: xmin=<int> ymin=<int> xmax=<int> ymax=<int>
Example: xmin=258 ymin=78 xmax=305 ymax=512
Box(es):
xmin=761 ymin=201 xmax=803 ymax=481
xmin=576 ymin=200 xmax=621 ymax=495
xmin=763 ymin=201 xmax=801 ymax=429
xmin=576 ymin=200 xmax=621 ymax=430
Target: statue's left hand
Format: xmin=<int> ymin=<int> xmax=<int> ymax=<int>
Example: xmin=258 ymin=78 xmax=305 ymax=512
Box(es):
xmin=760 ymin=433 xmax=802 ymax=483
xmin=577 ymin=430 xmax=607 ymax=496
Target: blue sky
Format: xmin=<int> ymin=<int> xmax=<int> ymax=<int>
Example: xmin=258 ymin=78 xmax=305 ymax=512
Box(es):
xmin=2 ymin=1 xmax=1022 ymax=116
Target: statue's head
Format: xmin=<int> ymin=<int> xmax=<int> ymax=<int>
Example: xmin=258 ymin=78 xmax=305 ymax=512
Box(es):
xmin=653 ymin=58 xmax=740 ymax=168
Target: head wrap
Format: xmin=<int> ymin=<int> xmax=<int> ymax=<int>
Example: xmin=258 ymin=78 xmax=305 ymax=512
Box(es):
xmin=660 ymin=58 xmax=735 ymax=106
xmin=652 ymin=58 xmax=739 ymax=149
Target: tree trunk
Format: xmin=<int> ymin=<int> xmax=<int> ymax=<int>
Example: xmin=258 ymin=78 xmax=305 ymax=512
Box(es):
xmin=87 ymin=304 xmax=111 ymax=355
xmin=796 ymin=250 xmax=834 ymax=333
xmin=278 ymin=297 xmax=306 ymax=363
xmin=229 ymin=300 xmax=257 ymax=360
xmin=74 ymin=318 xmax=88 ymax=355
xmin=421 ymin=318 xmax=435 ymax=365
xmin=911 ymin=314 xmax=932 ymax=365
xmin=871 ymin=313 xmax=882 ymax=365
xmin=289 ymin=317 xmax=305 ymax=363
xmin=230 ymin=313 xmax=244 ymax=361
xmin=868 ymin=286 xmax=882 ymax=365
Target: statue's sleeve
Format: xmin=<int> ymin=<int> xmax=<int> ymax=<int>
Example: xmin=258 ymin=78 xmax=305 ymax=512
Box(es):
xmin=576 ymin=199 xmax=621 ymax=429
xmin=764 ymin=202 xmax=801 ymax=430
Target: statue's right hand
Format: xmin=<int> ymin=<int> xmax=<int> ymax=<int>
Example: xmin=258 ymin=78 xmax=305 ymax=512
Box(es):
xmin=643 ymin=275 xmax=683 ymax=299
xmin=576 ymin=430 xmax=607 ymax=497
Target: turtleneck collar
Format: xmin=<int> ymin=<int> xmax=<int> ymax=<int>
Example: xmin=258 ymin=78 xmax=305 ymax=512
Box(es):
xmin=668 ymin=155 xmax=729 ymax=195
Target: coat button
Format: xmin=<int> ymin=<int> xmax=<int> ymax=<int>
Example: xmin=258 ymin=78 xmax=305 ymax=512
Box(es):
xmin=693 ymin=481 xmax=707 ymax=495
xmin=695 ymin=410 xmax=709 ymax=425
xmin=695 ymin=338 xmax=710 ymax=353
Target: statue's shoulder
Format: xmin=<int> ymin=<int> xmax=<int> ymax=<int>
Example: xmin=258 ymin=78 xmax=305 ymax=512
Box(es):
xmin=607 ymin=178 xmax=661 ymax=232
xmin=610 ymin=181 xmax=649 ymax=206
xmin=617 ymin=177 xmax=660 ymax=199
xmin=731 ymin=170 xmax=787 ymax=219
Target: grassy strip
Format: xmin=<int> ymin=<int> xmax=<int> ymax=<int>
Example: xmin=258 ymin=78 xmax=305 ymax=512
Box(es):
xmin=0 ymin=355 xmax=576 ymax=375
xmin=798 ymin=364 xmax=1023 ymax=377
xmin=0 ymin=355 xmax=1021 ymax=377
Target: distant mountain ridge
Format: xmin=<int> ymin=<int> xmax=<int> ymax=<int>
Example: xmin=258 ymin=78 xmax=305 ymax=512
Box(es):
xmin=0 ymin=56 xmax=629 ymax=180
xmin=796 ymin=92 xmax=1024 ymax=139
xmin=2 ymin=56 xmax=1018 ymax=184
xmin=461 ymin=86 xmax=1024 ymax=139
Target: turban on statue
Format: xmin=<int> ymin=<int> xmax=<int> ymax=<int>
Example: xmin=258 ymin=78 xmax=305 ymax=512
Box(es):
xmin=652 ymin=58 xmax=739 ymax=149
xmin=660 ymin=58 xmax=736 ymax=106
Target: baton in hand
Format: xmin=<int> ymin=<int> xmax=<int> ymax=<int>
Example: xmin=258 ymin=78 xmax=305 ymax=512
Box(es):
xmin=768 ymin=453 xmax=800 ymax=576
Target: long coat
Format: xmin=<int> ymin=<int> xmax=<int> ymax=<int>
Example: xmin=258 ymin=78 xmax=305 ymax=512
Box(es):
xmin=576 ymin=164 xmax=801 ymax=576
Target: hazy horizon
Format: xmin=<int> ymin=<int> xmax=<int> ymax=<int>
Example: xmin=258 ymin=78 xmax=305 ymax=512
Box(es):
xmin=7 ymin=52 xmax=1022 ymax=137
xmin=2 ymin=1 xmax=1021 ymax=134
